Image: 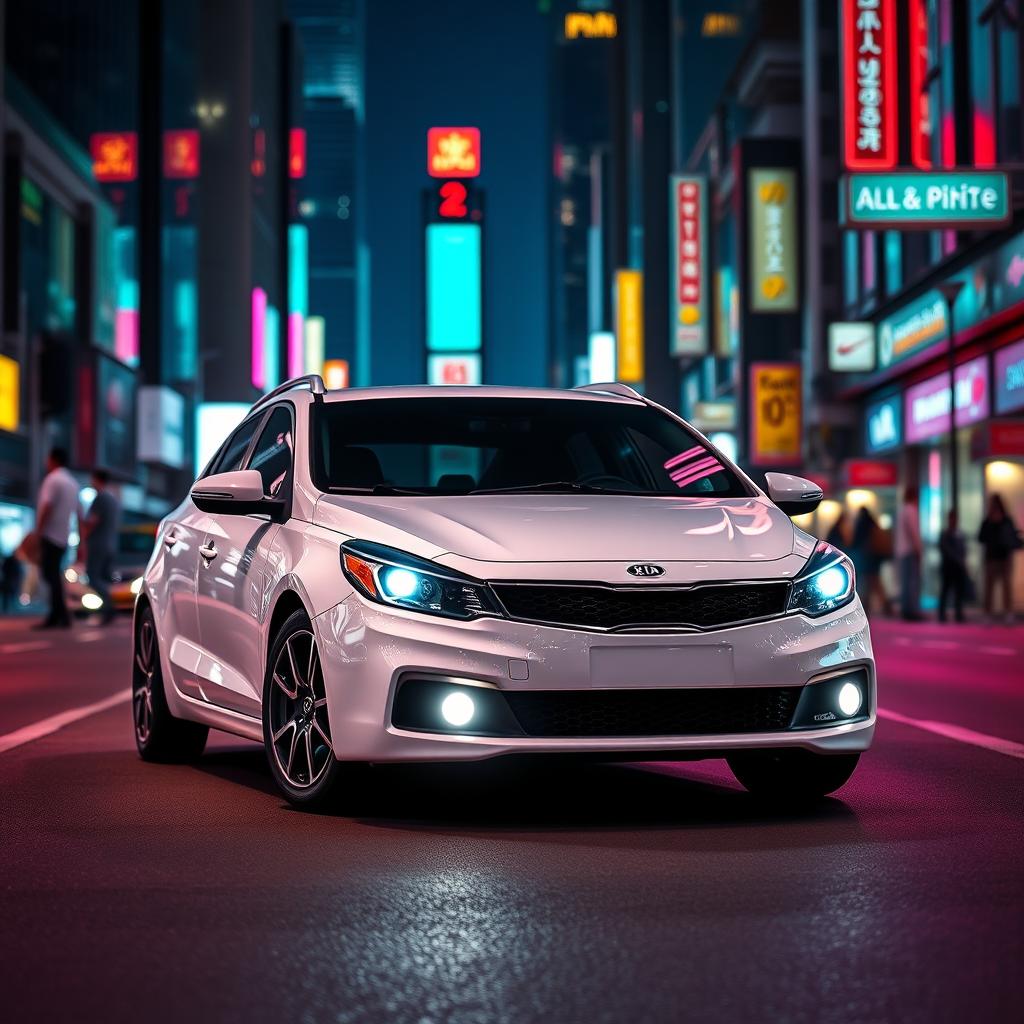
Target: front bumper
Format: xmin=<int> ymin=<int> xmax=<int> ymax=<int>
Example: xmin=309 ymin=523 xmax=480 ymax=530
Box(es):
xmin=313 ymin=595 xmax=875 ymax=763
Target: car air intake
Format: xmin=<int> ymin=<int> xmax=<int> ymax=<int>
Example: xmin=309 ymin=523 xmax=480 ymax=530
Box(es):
xmin=490 ymin=581 xmax=790 ymax=631
xmin=503 ymin=686 xmax=800 ymax=737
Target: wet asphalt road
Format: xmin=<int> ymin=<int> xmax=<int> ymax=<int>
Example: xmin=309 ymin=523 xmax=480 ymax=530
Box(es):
xmin=1 ymin=615 xmax=1022 ymax=1023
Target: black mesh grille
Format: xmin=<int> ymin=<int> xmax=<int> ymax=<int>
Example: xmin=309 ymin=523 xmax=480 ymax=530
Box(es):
xmin=491 ymin=582 xmax=790 ymax=630
xmin=503 ymin=687 xmax=799 ymax=737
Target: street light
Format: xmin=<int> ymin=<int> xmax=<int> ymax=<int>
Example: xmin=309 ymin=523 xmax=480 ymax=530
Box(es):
xmin=936 ymin=279 xmax=966 ymax=521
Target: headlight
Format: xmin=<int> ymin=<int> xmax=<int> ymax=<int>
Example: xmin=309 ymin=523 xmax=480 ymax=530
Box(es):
xmin=787 ymin=542 xmax=856 ymax=617
xmin=341 ymin=541 xmax=502 ymax=621
xmin=130 ymin=577 xmax=143 ymax=595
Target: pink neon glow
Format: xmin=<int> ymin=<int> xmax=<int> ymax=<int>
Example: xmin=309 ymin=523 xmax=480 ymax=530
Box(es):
xmin=287 ymin=312 xmax=305 ymax=378
xmin=671 ymin=460 xmax=724 ymax=490
xmin=251 ymin=287 xmax=267 ymax=390
xmin=670 ymin=456 xmax=721 ymax=481
xmin=663 ymin=446 xmax=705 ymax=471
xmin=114 ymin=308 xmax=139 ymax=363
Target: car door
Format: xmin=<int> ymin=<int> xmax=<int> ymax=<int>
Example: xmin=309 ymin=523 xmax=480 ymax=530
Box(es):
xmin=194 ymin=404 xmax=294 ymax=716
xmin=158 ymin=415 xmax=264 ymax=699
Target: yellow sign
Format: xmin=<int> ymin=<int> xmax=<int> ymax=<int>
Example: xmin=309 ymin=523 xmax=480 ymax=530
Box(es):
xmin=750 ymin=363 xmax=801 ymax=466
xmin=0 ymin=354 xmax=19 ymax=432
xmin=748 ymin=168 xmax=798 ymax=313
xmin=564 ymin=11 xmax=617 ymax=39
xmin=615 ymin=269 xmax=644 ymax=383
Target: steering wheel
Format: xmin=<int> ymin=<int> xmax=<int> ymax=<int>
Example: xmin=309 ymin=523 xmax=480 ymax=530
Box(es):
xmin=579 ymin=473 xmax=637 ymax=490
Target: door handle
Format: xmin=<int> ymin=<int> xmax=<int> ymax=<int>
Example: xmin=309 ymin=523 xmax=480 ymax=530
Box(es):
xmin=163 ymin=531 xmax=178 ymax=549
xmin=199 ymin=542 xmax=218 ymax=562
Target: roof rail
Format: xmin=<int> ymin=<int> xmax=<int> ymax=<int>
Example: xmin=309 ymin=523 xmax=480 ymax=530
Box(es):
xmin=573 ymin=382 xmax=644 ymax=401
xmin=250 ymin=374 xmax=325 ymax=415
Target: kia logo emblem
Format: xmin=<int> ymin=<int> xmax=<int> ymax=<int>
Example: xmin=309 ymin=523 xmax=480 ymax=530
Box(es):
xmin=627 ymin=563 xmax=665 ymax=577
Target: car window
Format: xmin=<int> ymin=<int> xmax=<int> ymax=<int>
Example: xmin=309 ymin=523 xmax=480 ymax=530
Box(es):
xmin=312 ymin=397 xmax=753 ymax=497
xmin=247 ymin=406 xmax=294 ymax=498
xmin=209 ymin=416 xmax=263 ymax=476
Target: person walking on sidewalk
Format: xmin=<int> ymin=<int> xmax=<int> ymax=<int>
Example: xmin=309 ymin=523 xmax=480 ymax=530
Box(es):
xmin=938 ymin=509 xmax=969 ymax=624
xmin=31 ymin=447 xmax=79 ymax=630
xmin=79 ymin=468 xmax=121 ymax=625
xmin=895 ymin=486 xmax=923 ymax=622
xmin=978 ymin=493 xmax=1022 ymax=624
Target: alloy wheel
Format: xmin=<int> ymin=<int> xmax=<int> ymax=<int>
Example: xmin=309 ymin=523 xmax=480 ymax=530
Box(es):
xmin=133 ymin=617 xmax=156 ymax=745
xmin=268 ymin=629 xmax=333 ymax=789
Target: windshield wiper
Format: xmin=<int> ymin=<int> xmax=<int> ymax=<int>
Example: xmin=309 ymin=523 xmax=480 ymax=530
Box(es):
xmin=327 ymin=484 xmax=431 ymax=496
xmin=469 ymin=480 xmax=611 ymax=495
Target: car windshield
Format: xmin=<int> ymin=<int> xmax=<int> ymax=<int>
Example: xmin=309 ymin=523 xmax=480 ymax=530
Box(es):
xmin=312 ymin=397 xmax=752 ymax=497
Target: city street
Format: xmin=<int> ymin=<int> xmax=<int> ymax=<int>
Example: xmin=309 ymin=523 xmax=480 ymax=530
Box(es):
xmin=1 ymin=615 xmax=1021 ymax=1023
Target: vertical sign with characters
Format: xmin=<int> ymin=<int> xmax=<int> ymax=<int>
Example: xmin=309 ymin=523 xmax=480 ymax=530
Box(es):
xmin=842 ymin=0 xmax=897 ymax=170
xmin=748 ymin=169 xmax=798 ymax=313
xmin=670 ymin=174 xmax=708 ymax=355
xmin=750 ymin=363 xmax=802 ymax=466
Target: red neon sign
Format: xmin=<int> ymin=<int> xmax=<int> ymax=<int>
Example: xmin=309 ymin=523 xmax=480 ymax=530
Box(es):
xmin=163 ymin=130 xmax=200 ymax=179
xmin=427 ymin=127 xmax=481 ymax=178
xmin=842 ymin=0 xmax=898 ymax=171
xmin=289 ymin=128 xmax=307 ymax=179
xmin=91 ymin=132 xmax=138 ymax=182
xmin=908 ymin=0 xmax=931 ymax=169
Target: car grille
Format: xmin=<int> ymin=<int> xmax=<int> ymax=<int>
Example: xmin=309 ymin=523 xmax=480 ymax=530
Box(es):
xmin=503 ymin=686 xmax=800 ymax=738
xmin=490 ymin=581 xmax=790 ymax=631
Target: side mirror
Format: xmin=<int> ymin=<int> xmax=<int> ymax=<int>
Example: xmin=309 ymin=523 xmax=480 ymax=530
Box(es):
xmin=191 ymin=470 xmax=285 ymax=520
xmin=764 ymin=472 xmax=824 ymax=517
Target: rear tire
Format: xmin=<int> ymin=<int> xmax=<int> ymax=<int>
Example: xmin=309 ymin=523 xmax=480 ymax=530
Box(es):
xmin=263 ymin=609 xmax=361 ymax=810
xmin=727 ymin=750 xmax=860 ymax=801
xmin=132 ymin=605 xmax=208 ymax=762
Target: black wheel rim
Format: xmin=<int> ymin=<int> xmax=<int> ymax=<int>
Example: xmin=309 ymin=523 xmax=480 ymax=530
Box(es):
xmin=133 ymin=617 xmax=156 ymax=745
xmin=268 ymin=629 xmax=333 ymax=789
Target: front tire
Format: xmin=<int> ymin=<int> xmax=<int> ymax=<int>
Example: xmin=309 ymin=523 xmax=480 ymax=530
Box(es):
xmin=262 ymin=610 xmax=353 ymax=809
xmin=132 ymin=605 xmax=208 ymax=762
xmin=727 ymin=750 xmax=860 ymax=801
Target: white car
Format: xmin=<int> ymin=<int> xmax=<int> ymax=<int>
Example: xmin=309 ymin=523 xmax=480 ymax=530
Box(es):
xmin=133 ymin=376 xmax=874 ymax=808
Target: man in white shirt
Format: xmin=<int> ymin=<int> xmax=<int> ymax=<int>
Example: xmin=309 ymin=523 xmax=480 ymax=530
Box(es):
xmin=894 ymin=485 xmax=924 ymax=622
xmin=32 ymin=447 xmax=79 ymax=629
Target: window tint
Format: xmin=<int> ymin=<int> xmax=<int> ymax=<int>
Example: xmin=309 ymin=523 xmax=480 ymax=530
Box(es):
xmin=313 ymin=397 xmax=752 ymax=498
xmin=210 ymin=417 xmax=262 ymax=476
xmin=247 ymin=406 xmax=294 ymax=497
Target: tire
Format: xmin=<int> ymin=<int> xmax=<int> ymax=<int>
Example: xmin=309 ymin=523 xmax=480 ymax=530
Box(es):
xmin=727 ymin=750 xmax=860 ymax=802
xmin=262 ymin=609 xmax=355 ymax=809
xmin=132 ymin=605 xmax=208 ymax=762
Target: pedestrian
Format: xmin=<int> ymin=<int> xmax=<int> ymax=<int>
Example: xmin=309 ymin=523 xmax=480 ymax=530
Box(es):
xmin=1 ymin=547 xmax=24 ymax=613
xmin=851 ymin=505 xmax=893 ymax=617
xmin=895 ymin=485 xmax=923 ymax=622
xmin=79 ymin=468 xmax=121 ymax=625
xmin=30 ymin=447 xmax=79 ymax=629
xmin=826 ymin=509 xmax=850 ymax=550
xmin=978 ymin=493 xmax=1022 ymax=624
xmin=938 ymin=509 xmax=968 ymax=624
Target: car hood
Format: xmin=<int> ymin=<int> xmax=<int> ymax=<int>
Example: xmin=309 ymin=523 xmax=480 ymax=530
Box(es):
xmin=313 ymin=493 xmax=800 ymax=567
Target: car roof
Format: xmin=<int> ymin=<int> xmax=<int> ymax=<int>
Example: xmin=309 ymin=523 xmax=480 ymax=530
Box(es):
xmin=318 ymin=384 xmax=644 ymax=406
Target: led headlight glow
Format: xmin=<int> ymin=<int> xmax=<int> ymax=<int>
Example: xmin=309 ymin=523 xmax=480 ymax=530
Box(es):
xmin=130 ymin=577 xmax=143 ymax=595
xmin=788 ymin=542 xmax=856 ymax=617
xmin=342 ymin=541 xmax=502 ymax=621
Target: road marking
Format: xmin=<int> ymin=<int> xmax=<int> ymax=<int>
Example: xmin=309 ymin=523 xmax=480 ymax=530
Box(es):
xmin=0 ymin=689 xmax=131 ymax=755
xmin=0 ymin=641 xmax=51 ymax=655
xmin=878 ymin=707 xmax=1024 ymax=761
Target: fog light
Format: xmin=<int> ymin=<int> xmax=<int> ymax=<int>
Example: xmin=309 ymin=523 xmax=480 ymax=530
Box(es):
xmin=837 ymin=681 xmax=862 ymax=717
xmin=440 ymin=691 xmax=475 ymax=727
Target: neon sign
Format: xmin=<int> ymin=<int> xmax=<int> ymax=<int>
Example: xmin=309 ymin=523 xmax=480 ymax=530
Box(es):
xmin=289 ymin=128 xmax=307 ymax=179
xmin=842 ymin=0 xmax=897 ymax=171
xmin=564 ymin=11 xmax=617 ymax=39
xmin=163 ymin=130 xmax=200 ymax=179
xmin=91 ymin=132 xmax=138 ymax=182
xmin=427 ymin=128 xmax=481 ymax=179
